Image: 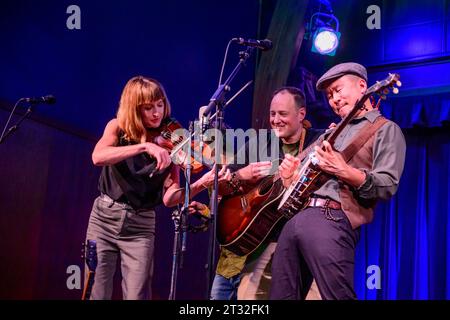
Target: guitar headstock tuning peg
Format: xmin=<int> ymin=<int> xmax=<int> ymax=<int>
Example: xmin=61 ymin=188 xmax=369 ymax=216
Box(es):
xmin=392 ymin=87 xmax=399 ymax=94
xmin=383 ymin=88 xmax=390 ymax=95
xmin=396 ymin=80 xmax=402 ymax=87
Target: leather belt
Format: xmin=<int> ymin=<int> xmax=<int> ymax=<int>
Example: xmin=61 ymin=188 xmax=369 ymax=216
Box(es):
xmin=306 ymin=197 xmax=341 ymax=210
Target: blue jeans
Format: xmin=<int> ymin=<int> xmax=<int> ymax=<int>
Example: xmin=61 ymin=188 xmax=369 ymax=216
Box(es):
xmin=210 ymin=274 xmax=241 ymax=300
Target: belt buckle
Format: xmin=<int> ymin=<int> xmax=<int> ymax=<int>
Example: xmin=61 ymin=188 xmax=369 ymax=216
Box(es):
xmin=306 ymin=197 xmax=317 ymax=208
xmin=311 ymin=197 xmax=320 ymax=208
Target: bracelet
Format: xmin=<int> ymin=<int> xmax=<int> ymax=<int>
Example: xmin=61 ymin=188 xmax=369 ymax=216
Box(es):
xmin=227 ymin=172 xmax=242 ymax=191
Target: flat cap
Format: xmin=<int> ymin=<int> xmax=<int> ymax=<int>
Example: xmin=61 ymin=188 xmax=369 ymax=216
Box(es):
xmin=316 ymin=62 xmax=367 ymax=91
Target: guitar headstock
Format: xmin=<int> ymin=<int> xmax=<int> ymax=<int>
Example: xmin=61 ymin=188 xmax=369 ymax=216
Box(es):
xmin=366 ymin=73 xmax=402 ymax=101
xmin=81 ymin=239 xmax=97 ymax=272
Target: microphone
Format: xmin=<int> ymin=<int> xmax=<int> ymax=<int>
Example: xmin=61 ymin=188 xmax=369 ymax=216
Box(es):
xmin=232 ymin=38 xmax=273 ymax=51
xmin=198 ymin=106 xmax=209 ymax=150
xmin=24 ymin=95 xmax=56 ymax=104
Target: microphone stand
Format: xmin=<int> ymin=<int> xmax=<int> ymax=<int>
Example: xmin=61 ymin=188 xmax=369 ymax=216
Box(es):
xmin=0 ymin=98 xmax=30 ymax=144
xmin=168 ymin=79 xmax=253 ymax=165
xmin=202 ymin=46 xmax=255 ymax=298
xmin=168 ymin=121 xmax=194 ymax=300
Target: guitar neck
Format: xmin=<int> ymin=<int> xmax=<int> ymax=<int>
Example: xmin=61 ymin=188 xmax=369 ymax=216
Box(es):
xmin=325 ymin=99 xmax=365 ymax=146
xmin=81 ymin=271 xmax=95 ymax=300
xmin=310 ymin=93 xmax=372 ymax=151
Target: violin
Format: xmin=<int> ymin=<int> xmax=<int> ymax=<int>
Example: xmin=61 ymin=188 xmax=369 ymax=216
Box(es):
xmin=146 ymin=117 xmax=218 ymax=173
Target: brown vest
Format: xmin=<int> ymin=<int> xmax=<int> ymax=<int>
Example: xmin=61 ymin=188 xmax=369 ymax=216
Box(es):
xmin=338 ymin=117 xmax=387 ymax=229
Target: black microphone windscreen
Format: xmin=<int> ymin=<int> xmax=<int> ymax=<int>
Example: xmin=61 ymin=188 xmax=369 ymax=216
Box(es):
xmin=44 ymin=95 xmax=56 ymax=104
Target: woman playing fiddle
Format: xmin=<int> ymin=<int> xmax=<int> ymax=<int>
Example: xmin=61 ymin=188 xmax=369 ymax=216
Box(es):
xmin=85 ymin=76 xmax=229 ymax=300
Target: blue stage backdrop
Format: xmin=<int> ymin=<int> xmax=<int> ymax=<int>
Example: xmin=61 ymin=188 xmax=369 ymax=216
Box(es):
xmin=354 ymin=93 xmax=450 ymax=300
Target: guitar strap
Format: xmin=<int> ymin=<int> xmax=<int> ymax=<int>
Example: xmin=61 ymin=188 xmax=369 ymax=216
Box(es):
xmin=289 ymin=116 xmax=387 ymax=172
xmin=340 ymin=116 xmax=388 ymax=163
xmin=296 ymin=132 xmax=325 ymax=162
xmin=297 ymin=127 xmax=306 ymax=155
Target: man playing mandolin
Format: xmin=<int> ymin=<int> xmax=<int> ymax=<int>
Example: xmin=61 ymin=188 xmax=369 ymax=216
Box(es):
xmin=270 ymin=62 xmax=406 ymax=300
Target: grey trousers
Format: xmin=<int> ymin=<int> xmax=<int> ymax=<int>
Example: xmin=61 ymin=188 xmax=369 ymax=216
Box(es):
xmin=85 ymin=194 xmax=156 ymax=300
xmin=270 ymin=207 xmax=360 ymax=300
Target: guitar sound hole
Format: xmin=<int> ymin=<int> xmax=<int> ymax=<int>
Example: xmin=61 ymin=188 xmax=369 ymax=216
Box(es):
xmin=258 ymin=179 xmax=272 ymax=196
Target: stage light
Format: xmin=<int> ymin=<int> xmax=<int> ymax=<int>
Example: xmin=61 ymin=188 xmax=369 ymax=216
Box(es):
xmin=306 ymin=11 xmax=341 ymax=56
xmin=311 ymin=27 xmax=341 ymax=56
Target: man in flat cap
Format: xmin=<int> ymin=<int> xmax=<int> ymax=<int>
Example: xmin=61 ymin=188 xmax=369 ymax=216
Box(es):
xmin=269 ymin=62 xmax=406 ymax=300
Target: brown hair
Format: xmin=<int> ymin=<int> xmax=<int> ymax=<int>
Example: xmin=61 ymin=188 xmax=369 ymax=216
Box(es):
xmin=272 ymin=86 xmax=306 ymax=110
xmin=116 ymin=76 xmax=171 ymax=143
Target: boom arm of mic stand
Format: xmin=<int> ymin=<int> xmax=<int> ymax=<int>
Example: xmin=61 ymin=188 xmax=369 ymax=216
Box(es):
xmin=0 ymin=98 xmax=28 ymax=144
xmin=202 ymin=47 xmax=254 ymax=118
xmin=169 ymin=79 xmax=253 ymax=163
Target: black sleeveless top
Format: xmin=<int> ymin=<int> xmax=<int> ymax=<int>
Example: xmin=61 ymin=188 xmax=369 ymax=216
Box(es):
xmin=98 ymin=132 xmax=172 ymax=209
